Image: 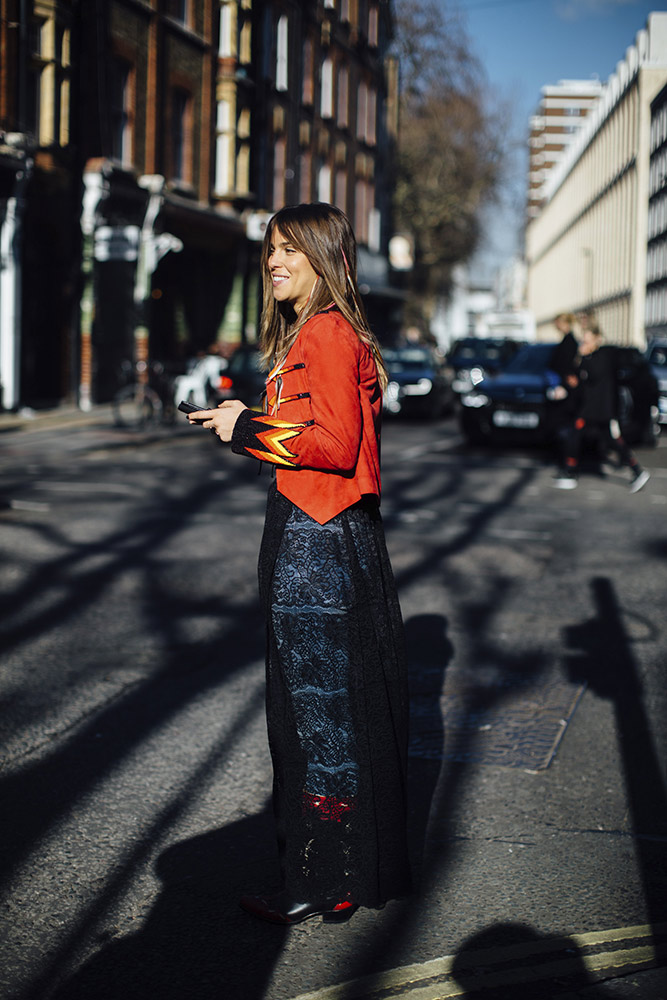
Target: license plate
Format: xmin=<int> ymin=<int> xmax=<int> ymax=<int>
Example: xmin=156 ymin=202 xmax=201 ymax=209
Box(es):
xmin=492 ymin=410 xmax=539 ymax=428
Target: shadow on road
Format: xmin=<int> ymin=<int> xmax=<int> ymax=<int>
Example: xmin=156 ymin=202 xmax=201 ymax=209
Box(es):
xmin=9 ymin=438 xmax=656 ymax=999
xmin=450 ymin=922 xmax=614 ymax=998
xmin=46 ymin=812 xmax=286 ymax=1000
xmin=564 ymin=576 xmax=667 ymax=934
xmin=405 ymin=613 xmax=453 ymax=885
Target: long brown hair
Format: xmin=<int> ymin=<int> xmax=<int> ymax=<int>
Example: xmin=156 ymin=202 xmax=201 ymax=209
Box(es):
xmin=259 ymin=203 xmax=388 ymax=389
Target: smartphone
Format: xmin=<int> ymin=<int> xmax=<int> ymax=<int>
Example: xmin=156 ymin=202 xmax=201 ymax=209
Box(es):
xmin=178 ymin=400 xmax=208 ymax=417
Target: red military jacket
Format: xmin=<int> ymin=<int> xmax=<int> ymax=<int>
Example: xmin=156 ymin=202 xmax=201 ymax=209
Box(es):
xmin=231 ymin=309 xmax=382 ymax=524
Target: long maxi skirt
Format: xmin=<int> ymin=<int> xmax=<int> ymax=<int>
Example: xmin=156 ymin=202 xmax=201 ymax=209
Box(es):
xmin=258 ymin=482 xmax=411 ymax=909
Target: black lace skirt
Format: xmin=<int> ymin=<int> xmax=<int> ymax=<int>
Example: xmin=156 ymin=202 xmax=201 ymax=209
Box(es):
xmin=258 ymin=482 xmax=411 ymax=908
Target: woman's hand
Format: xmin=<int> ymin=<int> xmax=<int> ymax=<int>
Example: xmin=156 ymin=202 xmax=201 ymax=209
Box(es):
xmin=188 ymin=400 xmax=247 ymax=441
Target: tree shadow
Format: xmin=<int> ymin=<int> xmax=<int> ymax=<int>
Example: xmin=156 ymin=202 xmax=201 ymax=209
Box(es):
xmin=405 ymin=613 xmax=453 ymax=886
xmin=0 ymin=437 xmax=585 ymax=1000
xmin=47 ymin=811 xmax=286 ymax=1000
xmin=563 ymin=577 xmax=667 ymax=935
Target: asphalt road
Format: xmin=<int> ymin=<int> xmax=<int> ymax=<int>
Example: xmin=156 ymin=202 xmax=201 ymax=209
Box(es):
xmin=1 ymin=411 xmax=666 ymax=1000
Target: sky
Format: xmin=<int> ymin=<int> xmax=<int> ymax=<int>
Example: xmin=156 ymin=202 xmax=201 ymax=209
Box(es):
xmin=448 ymin=0 xmax=661 ymax=281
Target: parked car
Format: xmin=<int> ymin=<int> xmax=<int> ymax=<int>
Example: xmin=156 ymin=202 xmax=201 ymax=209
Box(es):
xmin=218 ymin=345 xmax=267 ymax=410
xmin=459 ymin=341 xmax=659 ymax=448
xmin=458 ymin=342 xmax=560 ymax=445
xmin=646 ymin=339 xmax=667 ymax=428
xmin=382 ymin=345 xmax=454 ymax=419
xmin=448 ymin=337 xmax=522 ymax=397
xmin=614 ymin=346 xmax=660 ymax=445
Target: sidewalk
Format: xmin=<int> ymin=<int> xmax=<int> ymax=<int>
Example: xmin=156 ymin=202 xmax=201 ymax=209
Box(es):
xmin=0 ymin=403 xmax=115 ymax=434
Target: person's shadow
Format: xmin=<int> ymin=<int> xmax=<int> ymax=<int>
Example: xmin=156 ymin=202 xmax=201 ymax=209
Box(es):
xmin=451 ymin=923 xmax=614 ymax=998
xmin=49 ymin=615 xmax=454 ymax=1000
xmin=50 ymin=810 xmax=287 ymax=1000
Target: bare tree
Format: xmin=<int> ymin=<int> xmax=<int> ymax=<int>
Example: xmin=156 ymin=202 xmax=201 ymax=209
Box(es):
xmin=392 ymin=0 xmax=509 ymax=311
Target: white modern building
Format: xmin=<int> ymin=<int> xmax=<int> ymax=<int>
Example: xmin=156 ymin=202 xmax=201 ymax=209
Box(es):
xmin=528 ymin=78 xmax=603 ymax=219
xmin=526 ymin=12 xmax=667 ymax=346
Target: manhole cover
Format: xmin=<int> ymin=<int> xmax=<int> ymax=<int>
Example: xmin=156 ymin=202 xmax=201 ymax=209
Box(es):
xmin=409 ymin=673 xmax=586 ymax=770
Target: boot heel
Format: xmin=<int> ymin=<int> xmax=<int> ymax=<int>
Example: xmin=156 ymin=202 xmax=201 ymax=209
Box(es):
xmin=322 ymin=903 xmax=358 ymax=924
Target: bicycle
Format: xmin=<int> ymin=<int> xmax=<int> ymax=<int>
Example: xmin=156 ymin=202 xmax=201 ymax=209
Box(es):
xmin=112 ymin=359 xmax=177 ymax=430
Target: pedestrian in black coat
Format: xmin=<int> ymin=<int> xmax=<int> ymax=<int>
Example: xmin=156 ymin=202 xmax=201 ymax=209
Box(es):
xmin=553 ymin=327 xmax=650 ymax=493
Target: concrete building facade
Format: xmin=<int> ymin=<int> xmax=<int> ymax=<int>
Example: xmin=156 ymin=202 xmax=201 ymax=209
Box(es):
xmin=527 ymin=78 xmax=603 ymax=220
xmin=646 ymin=79 xmax=667 ymax=341
xmin=525 ymin=12 xmax=667 ymax=347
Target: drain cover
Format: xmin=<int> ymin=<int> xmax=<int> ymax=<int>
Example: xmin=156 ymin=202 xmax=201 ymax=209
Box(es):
xmin=409 ymin=671 xmax=586 ymax=770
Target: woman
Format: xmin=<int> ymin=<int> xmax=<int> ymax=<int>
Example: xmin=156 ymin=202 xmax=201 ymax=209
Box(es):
xmin=553 ymin=324 xmax=650 ymax=492
xmin=189 ymin=204 xmax=411 ymax=924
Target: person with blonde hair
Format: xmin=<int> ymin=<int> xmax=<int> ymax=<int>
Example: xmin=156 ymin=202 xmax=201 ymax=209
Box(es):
xmin=188 ymin=203 xmax=411 ymax=924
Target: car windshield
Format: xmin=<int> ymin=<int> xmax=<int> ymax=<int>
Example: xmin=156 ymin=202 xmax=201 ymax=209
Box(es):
xmin=383 ymin=348 xmax=433 ymax=372
xmin=647 ymin=345 xmax=667 ymax=368
xmin=228 ymin=349 xmax=264 ymax=373
xmin=503 ymin=344 xmax=557 ymax=375
xmin=449 ymin=340 xmax=505 ymax=365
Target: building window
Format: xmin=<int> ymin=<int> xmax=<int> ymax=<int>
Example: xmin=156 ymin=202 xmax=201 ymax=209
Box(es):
xmin=276 ymin=15 xmax=288 ymax=91
xmin=171 ymin=88 xmax=192 ymax=184
xmin=366 ymin=87 xmax=377 ymax=145
xmin=335 ymin=169 xmax=347 ymax=211
xmin=368 ymin=206 xmax=380 ymax=251
xmin=356 ymin=82 xmax=367 ymax=141
xmin=354 ymin=179 xmax=374 ymax=244
xmin=302 ymin=37 xmax=314 ymax=105
xmin=167 ymin=0 xmax=190 ymax=24
xmin=299 ymin=151 xmax=312 ymax=202
xmin=368 ymin=4 xmax=379 ymax=46
xmin=219 ymin=2 xmax=234 ymax=57
xmin=321 ymin=57 xmax=334 ymax=119
xmin=337 ymin=65 xmax=349 ymax=127
xmin=340 ymin=0 xmax=350 ymax=23
xmin=215 ymin=99 xmax=232 ymax=194
xmin=318 ymin=163 xmax=332 ymax=203
xmin=25 ymin=17 xmax=47 ymax=138
xmin=110 ymin=58 xmax=133 ymax=167
xmin=273 ymin=137 xmax=287 ymax=208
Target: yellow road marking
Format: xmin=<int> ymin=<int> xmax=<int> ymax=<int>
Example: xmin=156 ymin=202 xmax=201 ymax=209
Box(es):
xmin=288 ymin=923 xmax=667 ymax=1000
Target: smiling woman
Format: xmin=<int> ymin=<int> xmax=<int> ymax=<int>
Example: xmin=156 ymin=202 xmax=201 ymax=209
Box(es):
xmin=267 ymin=232 xmax=320 ymax=314
xmin=186 ymin=204 xmax=411 ymax=925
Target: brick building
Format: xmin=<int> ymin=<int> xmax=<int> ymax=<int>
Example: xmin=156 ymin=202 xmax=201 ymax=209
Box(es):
xmin=0 ymin=0 xmax=79 ymax=410
xmin=214 ymin=0 xmax=401 ymax=342
xmin=0 ymin=0 xmax=400 ymax=410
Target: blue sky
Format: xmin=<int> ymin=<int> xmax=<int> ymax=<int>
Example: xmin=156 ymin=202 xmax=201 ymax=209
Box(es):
xmin=449 ymin=0 xmax=660 ymax=279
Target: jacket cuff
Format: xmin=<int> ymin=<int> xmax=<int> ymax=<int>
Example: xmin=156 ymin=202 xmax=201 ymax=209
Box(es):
xmin=231 ymin=408 xmax=308 ymax=467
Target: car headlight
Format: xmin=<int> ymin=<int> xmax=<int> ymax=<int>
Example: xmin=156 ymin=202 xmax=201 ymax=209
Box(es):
xmin=461 ymin=392 xmax=490 ymax=407
xmin=383 ymin=380 xmax=402 ymax=413
xmin=470 ymin=367 xmax=485 ymax=386
xmin=403 ymin=378 xmax=433 ymax=396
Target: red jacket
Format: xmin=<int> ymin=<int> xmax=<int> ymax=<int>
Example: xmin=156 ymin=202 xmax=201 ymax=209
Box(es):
xmin=231 ymin=310 xmax=382 ymax=524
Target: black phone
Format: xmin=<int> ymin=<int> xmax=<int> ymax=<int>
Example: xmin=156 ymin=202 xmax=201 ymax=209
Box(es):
xmin=178 ymin=400 xmax=208 ymax=418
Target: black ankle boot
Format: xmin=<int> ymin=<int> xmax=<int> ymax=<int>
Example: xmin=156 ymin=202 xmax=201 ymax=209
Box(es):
xmin=239 ymin=889 xmax=358 ymax=925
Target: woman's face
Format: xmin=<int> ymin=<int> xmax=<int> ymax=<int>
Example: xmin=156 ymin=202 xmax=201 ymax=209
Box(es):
xmin=267 ymin=228 xmax=319 ymax=314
